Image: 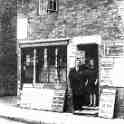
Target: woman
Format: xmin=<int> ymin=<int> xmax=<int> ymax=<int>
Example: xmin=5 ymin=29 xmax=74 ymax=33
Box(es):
xmin=87 ymin=59 xmax=98 ymax=107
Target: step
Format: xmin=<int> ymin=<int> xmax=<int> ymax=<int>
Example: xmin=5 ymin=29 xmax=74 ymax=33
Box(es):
xmin=74 ymin=106 xmax=98 ymax=116
xmin=74 ymin=109 xmax=98 ymax=116
xmin=82 ymin=106 xmax=99 ymax=110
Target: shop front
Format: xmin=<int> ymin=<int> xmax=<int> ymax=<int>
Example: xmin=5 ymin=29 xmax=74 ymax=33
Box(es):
xmin=17 ymin=38 xmax=69 ymax=112
xmin=17 ymin=35 xmax=124 ymax=119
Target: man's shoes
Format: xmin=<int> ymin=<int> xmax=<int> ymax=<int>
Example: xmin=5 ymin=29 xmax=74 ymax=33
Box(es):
xmin=74 ymin=106 xmax=82 ymax=110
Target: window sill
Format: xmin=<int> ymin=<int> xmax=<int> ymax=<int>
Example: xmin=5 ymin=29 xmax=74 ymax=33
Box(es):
xmin=47 ymin=9 xmax=58 ymax=13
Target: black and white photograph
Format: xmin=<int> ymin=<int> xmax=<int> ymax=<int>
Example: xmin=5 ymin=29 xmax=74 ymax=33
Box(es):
xmin=0 ymin=0 xmax=124 ymax=123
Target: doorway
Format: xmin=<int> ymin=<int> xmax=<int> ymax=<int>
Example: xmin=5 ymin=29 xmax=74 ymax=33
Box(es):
xmin=73 ymin=43 xmax=99 ymax=114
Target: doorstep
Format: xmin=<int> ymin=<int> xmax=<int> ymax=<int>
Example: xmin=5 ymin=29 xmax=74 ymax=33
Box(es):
xmin=74 ymin=106 xmax=98 ymax=116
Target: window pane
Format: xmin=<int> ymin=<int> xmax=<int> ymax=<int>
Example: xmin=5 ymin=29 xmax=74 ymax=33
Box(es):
xmin=36 ymin=48 xmax=44 ymax=83
xmin=38 ymin=47 xmax=49 ymax=83
xmin=47 ymin=0 xmax=57 ymax=12
xmin=48 ymin=47 xmax=55 ymax=66
xmin=21 ymin=48 xmax=33 ymax=83
xmin=38 ymin=0 xmax=47 ymax=15
xmin=57 ymin=46 xmax=67 ymax=83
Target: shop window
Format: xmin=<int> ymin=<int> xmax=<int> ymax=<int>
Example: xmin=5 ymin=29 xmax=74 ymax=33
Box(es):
xmin=21 ymin=46 xmax=67 ymax=86
xmin=47 ymin=0 xmax=58 ymax=13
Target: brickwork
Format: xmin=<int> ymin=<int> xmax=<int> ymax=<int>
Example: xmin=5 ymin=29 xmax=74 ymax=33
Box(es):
xmin=49 ymin=0 xmax=124 ymax=41
xmin=18 ymin=0 xmax=124 ymax=41
xmin=0 ymin=0 xmax=17 ymax=96
xmin=17 ymin=0 xmax=58 ymax=39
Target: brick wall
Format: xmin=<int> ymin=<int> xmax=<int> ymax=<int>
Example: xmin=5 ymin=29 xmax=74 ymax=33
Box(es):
xmin=49 ymin=0 xmax=124 ymax=41
xmin=18 ymin=0 xmax=124 ymax=41
xmin=0 ymin=0 xmax=17 ymax=96
xmin=18 ymin=0 xmax=58 ymax=39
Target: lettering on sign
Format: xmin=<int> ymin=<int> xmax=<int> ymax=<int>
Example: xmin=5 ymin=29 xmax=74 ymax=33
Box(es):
xmin=100 ymin=57 xmax=114 ymax=86
xmin=52 ymin=89 xmax=66 ymax=112
xmin=99 ymin=88 xmax=116 ymax=119
xmin=104 ymin=42 xmax=124 ymax=57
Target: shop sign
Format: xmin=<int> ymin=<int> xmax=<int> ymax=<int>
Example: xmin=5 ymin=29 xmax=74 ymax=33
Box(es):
xmin=105 ymin=42 xmax=124 ymax=57
xmin=100 ymin=57 xmax=114 ymax=86
xmin=100 ymin=68 xmax=113 ymax=86
xmin=99 ymin=88 xmax=116 ymax=119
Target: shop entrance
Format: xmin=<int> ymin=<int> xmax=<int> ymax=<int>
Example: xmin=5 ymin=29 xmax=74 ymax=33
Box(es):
xmin=72 ymin=43 xmax=99 ymax=113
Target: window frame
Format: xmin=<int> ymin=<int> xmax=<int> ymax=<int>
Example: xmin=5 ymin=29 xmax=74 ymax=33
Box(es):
xmin=47 ymin=0 xmax=58 ymax=13
xmin=38 ymin=0 xmax=47 ymax=16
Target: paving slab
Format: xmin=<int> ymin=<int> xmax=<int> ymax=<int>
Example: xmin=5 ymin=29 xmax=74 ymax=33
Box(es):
xmin=0 ymin=96 xmax=124 ymax=124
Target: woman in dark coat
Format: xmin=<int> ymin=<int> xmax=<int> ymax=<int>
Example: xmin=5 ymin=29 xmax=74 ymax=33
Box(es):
xmin=87 ymin=59 xmax=98 ymax=107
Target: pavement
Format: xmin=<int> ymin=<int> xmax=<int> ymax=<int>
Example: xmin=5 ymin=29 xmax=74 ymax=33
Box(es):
xmin=0 ymin=117 xmax=27 ymax=124
xmin=0 ymin=96 xmax=124 ymax=124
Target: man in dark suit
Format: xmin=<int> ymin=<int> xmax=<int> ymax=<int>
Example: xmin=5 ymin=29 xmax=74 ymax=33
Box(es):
xmin=69 ymin=56 xmax=87 ymax=110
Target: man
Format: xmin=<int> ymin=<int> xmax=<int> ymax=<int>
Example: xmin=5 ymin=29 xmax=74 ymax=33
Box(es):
xmin=69 ymin=52 xmax=87 ymax=110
